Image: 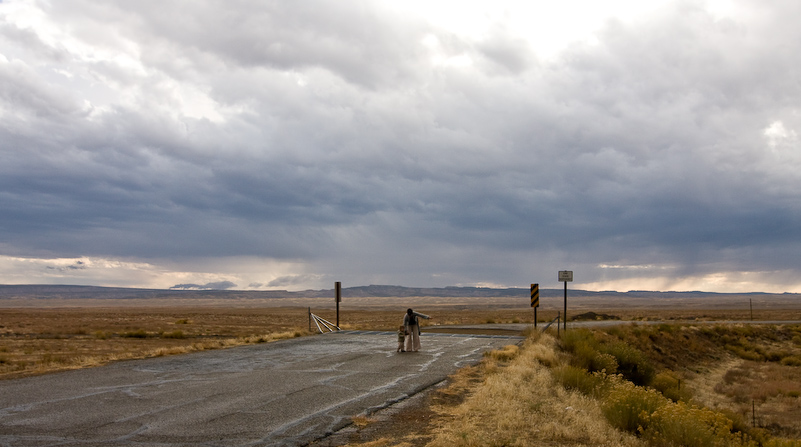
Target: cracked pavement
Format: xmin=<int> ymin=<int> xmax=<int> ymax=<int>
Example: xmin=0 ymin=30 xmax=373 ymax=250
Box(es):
xmin=0 ymin=330 xmax=522 ymax=447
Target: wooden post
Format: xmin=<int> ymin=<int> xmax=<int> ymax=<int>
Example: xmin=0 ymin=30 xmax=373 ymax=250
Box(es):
xmin=308 ymin=307 xmax=311 ymax=332
xmin=335 ymin=281 xmax=341 ymax=327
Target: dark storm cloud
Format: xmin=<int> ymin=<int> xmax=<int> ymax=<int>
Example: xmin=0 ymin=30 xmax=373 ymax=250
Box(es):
xmin=1 ymin=0 xmax=800 ymax=291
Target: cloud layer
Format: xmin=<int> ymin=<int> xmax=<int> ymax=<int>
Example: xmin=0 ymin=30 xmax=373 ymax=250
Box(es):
xmin=1 ymin=0 xmax=800 ymax=292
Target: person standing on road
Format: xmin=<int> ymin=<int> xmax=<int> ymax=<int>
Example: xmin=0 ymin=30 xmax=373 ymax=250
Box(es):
xmin=397 ymin=325 xmax=406 ymax=352
xmin=403 ymin=308 xmax=430 ymax=352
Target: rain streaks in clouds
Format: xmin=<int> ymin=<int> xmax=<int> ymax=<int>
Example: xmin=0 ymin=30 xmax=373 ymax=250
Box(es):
xmin=1 ymin=0 xmax=800 ymax=292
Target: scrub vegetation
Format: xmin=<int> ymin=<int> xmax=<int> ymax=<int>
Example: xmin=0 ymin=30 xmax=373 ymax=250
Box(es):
xmin=339 ymin=324 xmax=801 ymax=447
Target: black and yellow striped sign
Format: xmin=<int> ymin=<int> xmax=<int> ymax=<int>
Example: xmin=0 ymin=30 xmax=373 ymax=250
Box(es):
xmin=530 ymin=283 xmax=539 ymax=308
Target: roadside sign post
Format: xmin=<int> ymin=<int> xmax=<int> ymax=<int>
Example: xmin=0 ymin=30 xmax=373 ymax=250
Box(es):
xmin=335 ymin=281 xmax=341 ymax=327
xmin=530 ymin=283 xmax=539 ymax=328
xmin=558 ymin=271 xmax=573 ymax=331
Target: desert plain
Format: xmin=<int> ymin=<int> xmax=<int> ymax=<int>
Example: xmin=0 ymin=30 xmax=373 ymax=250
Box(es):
xmin=3 ymin=286 xmax=801 ymax=446
xmin=2 ymin=287 xmax=801 ymax=380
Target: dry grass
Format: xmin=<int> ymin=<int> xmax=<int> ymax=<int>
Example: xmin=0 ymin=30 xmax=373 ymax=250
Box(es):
xmin=604 ymin=323 xmax=801 ymax=439
xmin=691 ymin=358 xmax=801 ymax=438
xmin=427 ymin=334 xmax=643 ymax=447
xmin=567 ymin=323 xmax=801 ymax=444
xmin=326 ymin=336 xmax=633 ymax=447
xmin=337 ymin=322 xmax=801 ymax=447
xmin=0 ymin=307 xmax=312 ymax=379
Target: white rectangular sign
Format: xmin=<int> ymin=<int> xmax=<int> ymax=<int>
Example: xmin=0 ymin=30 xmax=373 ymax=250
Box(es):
xmin=558 ymin=270 xmax=573 ymax=282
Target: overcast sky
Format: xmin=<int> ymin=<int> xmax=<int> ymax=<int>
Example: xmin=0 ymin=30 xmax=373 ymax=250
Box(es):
xmin=1 ymin=0 xmax=800 ymax=293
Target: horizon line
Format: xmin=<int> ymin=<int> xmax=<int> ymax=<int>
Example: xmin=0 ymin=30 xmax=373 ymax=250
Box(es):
xmin=1 ymin=283 xmax=797 ymax=295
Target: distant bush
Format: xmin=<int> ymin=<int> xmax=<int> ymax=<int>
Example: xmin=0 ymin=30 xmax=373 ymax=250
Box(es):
xmin=560 ymin=328 xmax=599 ymax=353
xmin=656 ymin=323 xmax=677 ymax=334
xmin=552 ymin=365 xmax=607 ymax=396
xmin=559 ymin=328 xmax=654 ymax=385
xmin=548 ymin=324 xmax=801 ymax=447
xmin=41 ymin=353 xmax=71 ymax=365
xmin=602 ymin=341 xmax=655 ymax=386
xmin=725 ymin=343 xmax=765 ymax=362
xmin=645 ymin=401 xmax=743 ymax=447
xmin=718 ymin=407 xmax=751 ymax=434
xmin=593 ymin=352 xmax=619 ymax=374
xmin=160 ymin=330 xmax=185 ymax=339
xmin=121 ymin=329 xmax=150 ymax=338
xmin=599 ymin=375 xmax=755 ymax=447
xmin=485 ymin=345 xmax=519 ymax=362
xmin=762 ymin=438 xmax=801 ymax=447
xmin=572 ymin=344 xmax=619 ymax=374
xmin=651 ymin=371 xmax=691 ymax=403
xmin=601 ymin=377 xmax=664 ymax=433
xmin=94 ymin=331 xmax=111 ymax=340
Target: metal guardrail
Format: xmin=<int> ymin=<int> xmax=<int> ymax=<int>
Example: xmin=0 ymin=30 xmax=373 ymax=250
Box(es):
xmin=541 ymin=312 xmax=561 ymax=336
xmin=541 ymin=315 xmax=559 ymax=331
xmin=310 ymin=313 xmax=341 ymax=333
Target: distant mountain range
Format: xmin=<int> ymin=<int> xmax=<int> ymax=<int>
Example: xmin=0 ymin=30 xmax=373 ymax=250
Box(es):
xmin=0 ymin=284 xmax=796 ymax=300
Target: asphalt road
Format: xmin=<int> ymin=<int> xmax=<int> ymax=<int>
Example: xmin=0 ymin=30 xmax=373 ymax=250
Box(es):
xmin=0 ymin=331 xmax=522 ymax=447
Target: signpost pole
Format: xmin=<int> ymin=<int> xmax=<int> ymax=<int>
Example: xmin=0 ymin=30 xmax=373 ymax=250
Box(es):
xmin=563 ymin=280 xmax=567 ymax=332
xmin=558 ymin=271 xmax=573 ymax=332
xmin=530 ymin=283 xmax=539 ymax=328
